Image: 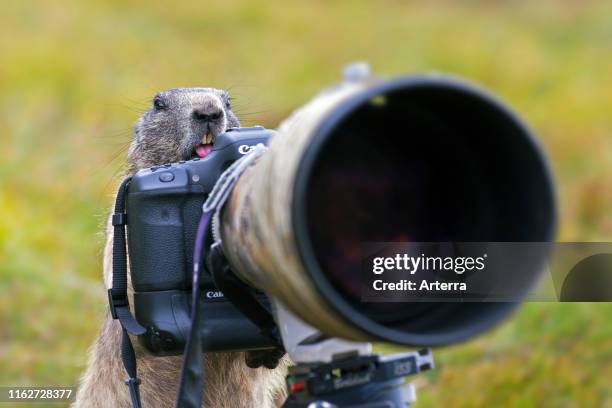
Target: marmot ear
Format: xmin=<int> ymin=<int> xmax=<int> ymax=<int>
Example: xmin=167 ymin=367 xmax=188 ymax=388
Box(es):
xmin=153 ymin=95 xmax=167 ymax=110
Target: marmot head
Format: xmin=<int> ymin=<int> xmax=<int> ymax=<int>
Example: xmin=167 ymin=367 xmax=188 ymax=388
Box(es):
xmin=127 ymin=88 xmax=240 ymax=172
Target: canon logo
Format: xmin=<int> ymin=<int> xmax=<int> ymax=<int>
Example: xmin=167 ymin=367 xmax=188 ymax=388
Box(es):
xmin=238 ymin=143 xmax=264 ymax=155
xmin=205 ymin=290 xmax=225 ymax=299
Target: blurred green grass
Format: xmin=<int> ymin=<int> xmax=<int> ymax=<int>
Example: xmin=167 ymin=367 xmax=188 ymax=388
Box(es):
xmin=1 ymin=1 xmax=611 ymax=407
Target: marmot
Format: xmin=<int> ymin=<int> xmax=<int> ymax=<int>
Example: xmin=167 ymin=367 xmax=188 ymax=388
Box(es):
xmin=73 ymin=88 xmax=289 ymax=407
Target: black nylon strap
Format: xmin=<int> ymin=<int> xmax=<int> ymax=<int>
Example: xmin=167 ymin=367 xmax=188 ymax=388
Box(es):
xmin=109 ymin=177 xmax=145 ymax=335
xmin=109 ymin=177 xmax=146 ymax=408
xmin=175 ymin=210 xmax=212 ymax=408
xmin=122 ymin=329 xmax=143 ymax=408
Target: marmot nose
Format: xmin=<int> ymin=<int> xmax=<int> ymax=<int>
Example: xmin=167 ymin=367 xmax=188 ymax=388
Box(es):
xmin=193 ymin=107 xmax=224 ymax=122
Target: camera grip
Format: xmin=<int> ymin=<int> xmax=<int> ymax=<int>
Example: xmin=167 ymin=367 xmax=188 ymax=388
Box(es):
xmin=128 ymin=191 xmax=203 ymax=291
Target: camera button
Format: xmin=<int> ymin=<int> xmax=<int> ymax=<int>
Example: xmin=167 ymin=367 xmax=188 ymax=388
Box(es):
xmin=159 ymin=172 xmax=175 ymax=182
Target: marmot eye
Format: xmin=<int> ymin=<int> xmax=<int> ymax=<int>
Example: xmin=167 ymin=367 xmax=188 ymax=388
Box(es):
xmin=153 ymin=97 xmax=167 ymax=110
xmin=225 ymin=98 xmax=231 ymax=109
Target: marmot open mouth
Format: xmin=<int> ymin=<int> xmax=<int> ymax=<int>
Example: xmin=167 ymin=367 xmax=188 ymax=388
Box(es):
xmin=193 ymin=132 xmax=214 ymax=159
xmin=194 ymin=143 xmax=213 ymax=158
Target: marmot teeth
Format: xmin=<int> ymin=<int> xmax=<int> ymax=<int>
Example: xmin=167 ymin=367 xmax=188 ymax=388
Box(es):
xmin=203 ymin=132 xmax=213 ymax=144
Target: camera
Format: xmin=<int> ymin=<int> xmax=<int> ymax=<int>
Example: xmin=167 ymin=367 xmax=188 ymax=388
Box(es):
xmin=122 ymin=74 xmax=557 ymax=354
xmin=125 ymin=126 xmax=276 ymax=355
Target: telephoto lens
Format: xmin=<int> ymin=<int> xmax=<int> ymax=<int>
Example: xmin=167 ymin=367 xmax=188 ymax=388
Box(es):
xmin=220 ymin=73 xmax=556 ymax=346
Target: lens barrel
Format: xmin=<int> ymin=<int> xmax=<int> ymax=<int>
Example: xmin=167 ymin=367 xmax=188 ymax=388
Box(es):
xmin=220 ymin=75 xmax=556 ymax=346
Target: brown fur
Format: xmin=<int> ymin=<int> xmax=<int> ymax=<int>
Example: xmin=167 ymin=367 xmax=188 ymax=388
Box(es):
xmin=74 ymin=89 xmax=289 ymax=407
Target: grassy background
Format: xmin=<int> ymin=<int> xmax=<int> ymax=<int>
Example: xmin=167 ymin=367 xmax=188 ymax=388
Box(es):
xmin=1 ymin=1 xmax=611 ymax=406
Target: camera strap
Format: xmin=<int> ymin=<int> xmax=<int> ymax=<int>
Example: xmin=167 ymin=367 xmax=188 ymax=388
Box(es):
xmin=204 ymin=143 xmax=267 ymax=242
xmin=175 ymin=209 xmax=211 ymax=408
xmin=108 ymin=177 xmax=147 ymax=408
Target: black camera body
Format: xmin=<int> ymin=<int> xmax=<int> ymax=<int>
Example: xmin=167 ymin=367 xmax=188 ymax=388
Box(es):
xmin=126 ymin=126 xmax=275 ymax=355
